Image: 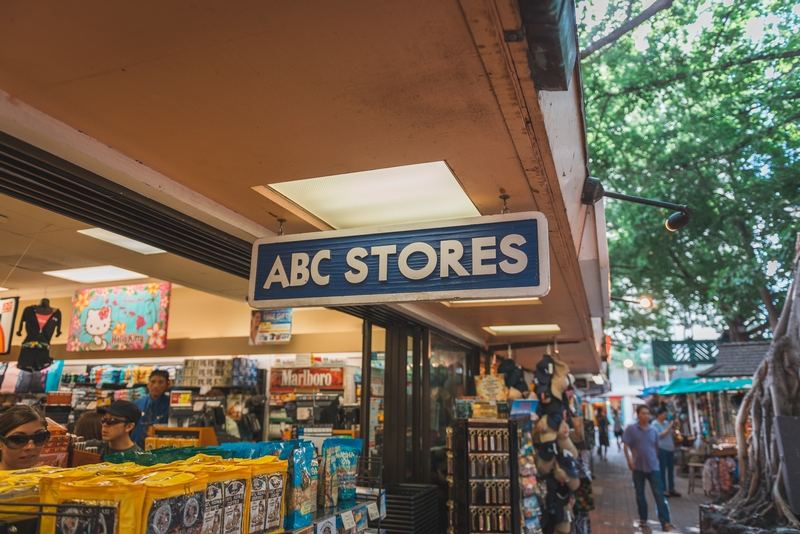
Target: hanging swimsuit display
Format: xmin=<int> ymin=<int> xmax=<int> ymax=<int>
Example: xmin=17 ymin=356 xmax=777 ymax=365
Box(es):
xmin=16 ymin=299 xmax=62 ymax=371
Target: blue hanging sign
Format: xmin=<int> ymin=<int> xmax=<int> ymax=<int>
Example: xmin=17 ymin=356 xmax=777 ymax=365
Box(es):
xmin=248 ymin=212 xmax=549 ymax=308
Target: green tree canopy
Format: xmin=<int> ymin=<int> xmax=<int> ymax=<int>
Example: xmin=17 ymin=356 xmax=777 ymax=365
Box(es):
xmin=578 ymin=0 xmax=800 ymax=344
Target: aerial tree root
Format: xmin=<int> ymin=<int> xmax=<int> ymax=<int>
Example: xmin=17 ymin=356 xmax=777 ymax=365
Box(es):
xmin=722 ymin=235 xmax=800 ymax=529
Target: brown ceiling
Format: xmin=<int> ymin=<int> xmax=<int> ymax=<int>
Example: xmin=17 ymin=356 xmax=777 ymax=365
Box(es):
xmin=0 ymin=193 xmax=248 ymax=301
xmin=0 ymin=1 xmax=600 ymax=372
xmin=0 ymin=0 xmax=539 ymax=235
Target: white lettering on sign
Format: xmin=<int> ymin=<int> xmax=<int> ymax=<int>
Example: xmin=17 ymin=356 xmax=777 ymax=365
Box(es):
xmin=345 ymin=247 xmax=369 ymax=283
xmin=262 ymin=233 xmax=531 ymax=290
xmin=370 ymin=245 xmax=397 ymax=282
xmin=472 ymin=236 xmax=497 ymax=275
xmin=398 ymin=242 xmax=437 ymax=280
xmin=440 ymin=240 xmax=469 ymax=278
xmin=290 ymin=253 xmax=310 ymax=286
xmin=499 ymin=234 xmax=528 ymax=274
xmin=264 ymin=256 xmax=290 ymax=289
xmin=311 ymin=250 xmax=331 ymax=285
xmin=280 ymin=369 xmax=335 ymax=387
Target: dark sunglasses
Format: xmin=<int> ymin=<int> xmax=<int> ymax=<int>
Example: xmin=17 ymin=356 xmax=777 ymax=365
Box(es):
xmin=101 ymin=418 xmax=128 ymax=426
xmin=0 ymin=430 xmax=50 ymax=449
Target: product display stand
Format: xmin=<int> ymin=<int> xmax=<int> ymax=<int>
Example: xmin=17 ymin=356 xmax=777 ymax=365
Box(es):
xmin=450 ymin=419 xmax=522 ymax=534
xmin=149 ymin=425 xmax=219 ymax=447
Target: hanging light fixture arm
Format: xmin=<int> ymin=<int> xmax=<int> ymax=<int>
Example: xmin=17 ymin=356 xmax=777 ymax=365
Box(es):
xmin=581 ymin=177 xmax=693 ymax=231
xmin=601 ymin=190 xmax=689 ymax=214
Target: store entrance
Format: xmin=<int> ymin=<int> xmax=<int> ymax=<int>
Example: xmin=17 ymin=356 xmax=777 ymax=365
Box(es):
xmin=361 ymin=321 xmax=478 ymax=487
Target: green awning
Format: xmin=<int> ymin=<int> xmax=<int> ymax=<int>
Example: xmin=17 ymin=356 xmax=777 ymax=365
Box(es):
xmin=659 ymin=377 xmax=752 ymax=395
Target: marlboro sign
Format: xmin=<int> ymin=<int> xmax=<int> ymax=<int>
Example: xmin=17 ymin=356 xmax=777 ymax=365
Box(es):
xmin=270 ymin=367 xmax=344 ymax=392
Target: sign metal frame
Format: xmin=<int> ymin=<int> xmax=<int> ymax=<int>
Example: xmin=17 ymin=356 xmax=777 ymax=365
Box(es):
xmin=248 ymin=211 xmax=549 ymax=308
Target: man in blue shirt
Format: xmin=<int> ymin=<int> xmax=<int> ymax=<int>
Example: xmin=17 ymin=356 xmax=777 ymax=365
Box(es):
xmin=622 ymin=404 xmax=676 ymax=532
xmin=131 ymin=370 xmax=171 ymax=447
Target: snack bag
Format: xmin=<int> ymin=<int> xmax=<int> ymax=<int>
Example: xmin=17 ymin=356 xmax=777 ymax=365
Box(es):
xmin=93 ymin=462 xmax=160 ymax=477
xmin=285 ymin=442 xmax=315 ymax=530
xmin=138 ymin=471 xmax=206 ymax=534
xmin=55 ymin=476 xmax=146 ymax=534
xmin=40 ymin=466 xmax=107 ymax=534
xmin=318 ymin=441 xmax=338 ymax=509
xmin=322 ymin=438 xmax=362 ymax=502
xmin=0 ymin=478 xmax=41 ymax=525
xmin=239 ymin=455 xmax=288 ymax=534
xmin=308 ymin=457 xmax=319 ymax=513
xmin=167 ymin=462 xmax=251 ymax=534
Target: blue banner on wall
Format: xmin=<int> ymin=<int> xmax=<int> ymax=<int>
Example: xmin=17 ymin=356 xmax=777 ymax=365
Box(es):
xmin=248 ymin=212 xmax=549 ymax=308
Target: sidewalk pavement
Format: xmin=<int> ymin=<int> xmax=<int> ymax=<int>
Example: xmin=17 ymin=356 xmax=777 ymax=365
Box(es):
xmin=588 ymin=444 xmax=710 ymax=534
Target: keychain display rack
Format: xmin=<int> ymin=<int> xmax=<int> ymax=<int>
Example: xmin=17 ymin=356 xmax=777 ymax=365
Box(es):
xmin=448 ymin=419 xmax=522 ymax=534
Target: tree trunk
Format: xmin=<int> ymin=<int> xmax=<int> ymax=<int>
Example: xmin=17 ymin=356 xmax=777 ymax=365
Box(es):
xmin=725 ymin=233 xmax=800 ymax=527
xmin=760 ymin=286 xmax=780 ymax=332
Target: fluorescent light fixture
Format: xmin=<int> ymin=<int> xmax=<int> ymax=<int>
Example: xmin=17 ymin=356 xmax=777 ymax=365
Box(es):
xmin=0 ymin=287 xmax=8 ymax=292
xmin=43 ymin=266 xmax=148 ymax=284
xmin=482 ymin=324 xmax=561 ymax=335
xmin=255 ymin=161 xmax=480 ymax=230
xmin=78 ymin=228 xmax=166 ymax=255
xmin=443 ymin=297 xmax=541 ymax=308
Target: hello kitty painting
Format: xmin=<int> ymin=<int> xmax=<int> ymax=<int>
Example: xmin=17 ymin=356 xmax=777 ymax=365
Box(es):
xmin=84 ymin=307 xmax=111 ymax=350
xmin=67 ymin=283 xmax=171 ymax=352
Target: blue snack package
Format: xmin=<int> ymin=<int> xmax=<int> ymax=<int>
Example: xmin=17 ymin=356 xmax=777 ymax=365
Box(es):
xmin=285 ymin=441 xmax=316 ymax=529
xmin=324 ymin=438 xmax=363 ymax=502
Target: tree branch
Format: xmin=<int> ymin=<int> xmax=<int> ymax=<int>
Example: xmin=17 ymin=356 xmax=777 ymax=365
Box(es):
xmin=597 ymin=49 xmax=800 ymax=99
xmin=745 ymin=321 xmax=770 ymax=337
xmin=580 ymin=0 xmax=674 ymax=59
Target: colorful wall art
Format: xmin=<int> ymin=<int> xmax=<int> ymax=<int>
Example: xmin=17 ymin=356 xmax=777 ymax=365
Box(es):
xmin=0 ymin=297 xmax=19 ymax=355
xmin=67 ymin=282 xmax=171 ymax=352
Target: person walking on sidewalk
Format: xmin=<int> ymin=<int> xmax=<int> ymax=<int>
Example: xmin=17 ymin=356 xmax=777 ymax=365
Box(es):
xmin=597 ymin=408 xmax=610 ymax=460
xmin=652 ymin=407 xmax=681 ymax=498
xmin=623 ymin=405 xmax=677 ymax=532
xmin=613 ymin=407 xmax=624 ymax=450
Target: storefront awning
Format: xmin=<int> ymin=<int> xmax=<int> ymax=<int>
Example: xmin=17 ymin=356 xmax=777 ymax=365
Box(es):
xmin=659 ymin=377 xmax=752 ymax=395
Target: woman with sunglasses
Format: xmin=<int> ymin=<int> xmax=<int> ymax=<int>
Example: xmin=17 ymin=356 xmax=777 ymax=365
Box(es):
xmin=85 ymin=400 xmax=142 ymax=461
xmin=0 ymin=405 xmax=50 ymax=471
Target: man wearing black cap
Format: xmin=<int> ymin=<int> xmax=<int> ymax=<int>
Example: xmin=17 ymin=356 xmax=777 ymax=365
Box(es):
xmin=85 ymin=400 xmax=143 ymax=461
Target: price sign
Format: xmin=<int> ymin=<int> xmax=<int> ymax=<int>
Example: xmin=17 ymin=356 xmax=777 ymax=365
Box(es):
xmin=341 ymin=510 xmax=356 ymax=530
xmin=366 ymin=502 xmax=380 ymax=521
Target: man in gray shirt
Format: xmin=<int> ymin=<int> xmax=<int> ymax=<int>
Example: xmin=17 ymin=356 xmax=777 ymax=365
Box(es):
xmin=652 ymin=406 xmax=680 ymax=497
xmin=623 ymin=405 xmax=676 ymax=531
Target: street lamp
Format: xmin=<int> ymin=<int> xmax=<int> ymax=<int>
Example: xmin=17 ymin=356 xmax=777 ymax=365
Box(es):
xmin=581 ymin=177 xmax=693 ymax=231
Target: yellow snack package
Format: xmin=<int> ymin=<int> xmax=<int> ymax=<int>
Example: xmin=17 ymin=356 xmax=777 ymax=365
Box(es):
xmin=180 ymin=453 xmax=226 ymax=465
xmin=138 ymin=471 xmax=206 ymax=534
xmin=54 ymin=476 xmax=146 ymax=534
xmin=3 ymin=465 xmax=64 ymax=477
xmin=40 ymin=466 xmax=106 ymax=534
xmin=0 ymin=478 xmax=41 ymax=524
xmin=167 ymin=462 xmax=251 ymax=534
xmin=240 ymin=456 xmax=288 ymax=534
xmin=93 ymin=462 xmax=164 ymax=477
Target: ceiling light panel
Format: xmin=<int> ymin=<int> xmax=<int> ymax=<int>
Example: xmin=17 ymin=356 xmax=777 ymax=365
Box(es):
xmin=265 ymin=161 xmax=480 ymax=230
xmin=444 ymin=297 xmax=541 ymax=308
xmin=78 ymin=228 xmax=166 ymax=255
xmin=483 ymin=324 xmax=561 ymax=335
xmin=43 ymin=266 xmax=148 ymax=284
xmin=0 ymin=287 xmax=8 ymax=292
